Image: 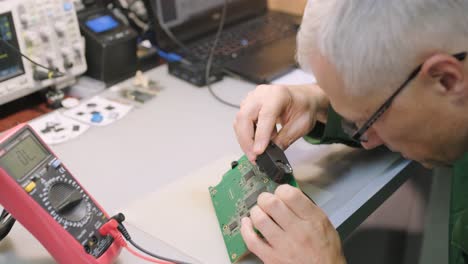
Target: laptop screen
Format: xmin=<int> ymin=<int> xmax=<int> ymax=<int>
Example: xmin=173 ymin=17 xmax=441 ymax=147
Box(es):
xmin=149 ymin=0 xmax=267 ymax=50
xmin=157 ymin=0 xmax=230 ymax=28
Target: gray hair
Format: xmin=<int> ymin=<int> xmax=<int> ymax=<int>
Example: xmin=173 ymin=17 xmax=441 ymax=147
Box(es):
xmin=297 ymin=0 xmax=468 ymax=96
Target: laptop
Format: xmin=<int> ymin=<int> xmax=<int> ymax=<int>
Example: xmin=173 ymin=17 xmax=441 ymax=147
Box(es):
xmin=145 ymin=0 xmax=301 ymax=86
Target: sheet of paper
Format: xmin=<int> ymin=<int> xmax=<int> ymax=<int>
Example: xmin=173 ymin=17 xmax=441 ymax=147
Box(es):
xmin=63 ymin=96 xmax=133 ymax=126
xmin=28 ymin=112 xmax=90 ymax=145
xmin=272 ymin=68 xmax=316 ymax=85
xmin=121 ymin=155 xmax=333 ymax=264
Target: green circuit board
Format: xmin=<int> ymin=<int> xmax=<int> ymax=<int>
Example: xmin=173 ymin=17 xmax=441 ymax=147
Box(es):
xmin=209 ymin=155 xmax=297 ymax=263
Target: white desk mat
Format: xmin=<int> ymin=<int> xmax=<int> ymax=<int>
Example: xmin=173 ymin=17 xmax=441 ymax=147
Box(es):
xmin=121 ymin=154 xmax=333 ymax=264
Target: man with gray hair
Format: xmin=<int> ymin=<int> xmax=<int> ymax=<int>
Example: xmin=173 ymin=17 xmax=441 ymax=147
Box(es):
xmin=233 ymin=0 xmax=468 ymax=263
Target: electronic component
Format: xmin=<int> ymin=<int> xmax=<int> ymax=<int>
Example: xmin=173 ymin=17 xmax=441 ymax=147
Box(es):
xmin=256 ymin=142 xmax=293 ymax=184
xmin=0 ymin=0 xmax=87 ymax=105
xmin=167 ymin=60 xmax=223 ymax=87
xmin=122 ymin=89 xmax=155 ymax=103
xmin=78 ymin=8 xmax=138 ymax=85
xmin=244 ymin=186 xmax=267 ymax=209
xmin=243 ymin=170 xmax=255 ymax=182
xmin=45 ymin=88 xmax=66 ymax=109
xmin=209 ymin=153 xmax=297 ymax=263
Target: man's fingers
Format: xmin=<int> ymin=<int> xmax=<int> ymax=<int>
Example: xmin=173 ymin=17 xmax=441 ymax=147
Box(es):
xmin=274 ymin=184 xmax=321 ymax=220
xmin=234 ymin=85 xmax=294 ymax=162
xmin=248 ymin=205 xmax=285 ymax=247
xmin=274 ymin=114 xmax=313 ymax=150
xmin=234 ymin=103 xmax=259 ymax=162
xmin=253 ymin=109 xmax=281 ymax=156
xmin=240 ymin=217 xmax=273 ymax=260
xmin=256 ymin=192 xmax=300 ymax=231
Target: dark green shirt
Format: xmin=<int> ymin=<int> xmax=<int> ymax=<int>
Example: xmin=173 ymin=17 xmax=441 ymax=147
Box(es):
xmin=305 ymin=106 xmax=468 ymax=264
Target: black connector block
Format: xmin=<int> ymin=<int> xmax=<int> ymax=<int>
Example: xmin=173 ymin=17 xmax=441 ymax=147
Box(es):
xmin=255 ymin=142 xmax=293 ymax=184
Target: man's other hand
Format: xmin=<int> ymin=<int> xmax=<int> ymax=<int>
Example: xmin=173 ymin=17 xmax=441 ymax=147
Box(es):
xmin=240 ymin=185 xmax=346 ymax=264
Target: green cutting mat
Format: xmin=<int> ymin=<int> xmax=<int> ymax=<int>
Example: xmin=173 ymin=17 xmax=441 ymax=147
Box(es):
xmin=209 ymin=155 xmax=297 ymax=263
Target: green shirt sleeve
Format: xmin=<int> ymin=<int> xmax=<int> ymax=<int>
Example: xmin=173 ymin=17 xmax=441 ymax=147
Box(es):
xmin=304 ymin=105 xmax=362 ymax=148
xmin=450 ymin=153 xmax=468 ymax=264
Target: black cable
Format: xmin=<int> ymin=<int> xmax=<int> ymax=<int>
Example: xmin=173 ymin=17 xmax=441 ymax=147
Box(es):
xmin=127 ymin=239 xmax=191 ymax=264
xmin=0 ymin=38 xmax=64 ymax=77
xmin=204 ymin=0 xmax=240 ymax=109
xmin=111 ymin=213 xmax=191 ymax=264
xmin=0 ymin=210 xmax=16 ymax=241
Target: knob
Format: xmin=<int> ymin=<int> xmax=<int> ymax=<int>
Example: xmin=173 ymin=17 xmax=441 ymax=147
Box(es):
xmin=55 ymin=23 xmax=66 ymax=37
xmin=61 ymin=49 xmax=74 ymax=69
xmin=45 ymin=53 xmax=55 ymax=67
xmin=72 ymin=43 xmax=82 ymax=54
xmin=24 ymin=32 xmax=38 ymax=47
xmin=19 ymin=14 xmax=29 ymax=27
xmin=49 ymin=182 xmax=87 ymax=221
xmin=64 ymin=58 xmax=74 ymax=69
xmin=39 ymin=30 xmax=51 ymax=42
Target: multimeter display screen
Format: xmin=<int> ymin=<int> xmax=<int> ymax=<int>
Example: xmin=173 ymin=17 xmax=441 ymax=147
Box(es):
xmin=0 ymin=136 xmax=48 ymax=180
xmin=85 ymin=15 xmax=119 ymax=33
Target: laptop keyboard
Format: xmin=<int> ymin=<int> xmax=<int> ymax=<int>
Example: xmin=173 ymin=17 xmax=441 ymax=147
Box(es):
xmin=183 ymin=12 xmax=298 ymax=63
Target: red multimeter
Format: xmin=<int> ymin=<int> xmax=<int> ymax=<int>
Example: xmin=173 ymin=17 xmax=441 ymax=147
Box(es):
xmin=0 ymin=124 xmax=122 ymax=263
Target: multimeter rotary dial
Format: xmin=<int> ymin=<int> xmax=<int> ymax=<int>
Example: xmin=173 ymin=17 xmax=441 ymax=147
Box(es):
xmin=44 ymin=177 xmax=93 ymax=226
xmin=49 ymin=182 xmax=87 ymax=221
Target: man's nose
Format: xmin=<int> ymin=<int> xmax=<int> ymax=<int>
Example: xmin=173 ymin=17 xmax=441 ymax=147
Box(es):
xmin=360 ymin=128 xmax=384 ymax=149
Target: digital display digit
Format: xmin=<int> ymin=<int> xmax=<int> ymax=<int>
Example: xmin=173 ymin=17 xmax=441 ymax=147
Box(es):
xmin=0 ymin=136 xmax=49 ymax=180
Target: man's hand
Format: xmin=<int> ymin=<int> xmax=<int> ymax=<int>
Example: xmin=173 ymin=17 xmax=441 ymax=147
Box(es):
xmin=240 ymin=185 xmax=346 ymax=264
xmin=233 ymin=84 xmax=329 ymax=163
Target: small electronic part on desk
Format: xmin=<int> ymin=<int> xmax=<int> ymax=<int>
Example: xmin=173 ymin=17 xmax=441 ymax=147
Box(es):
xmin=120 ymin=70 xmax=163 ymax=104
xmin=209 ymin=143 xmax=298 ymax=263
xmin=63 ymin=96 xmax=133 ymax=126
xmin=122 ymin=89 xmax=155 ymax=104
xmin=28 ymin=111 xmax=90 ymax=145
xmin=0 ymin=0 xmax=86 ymax=105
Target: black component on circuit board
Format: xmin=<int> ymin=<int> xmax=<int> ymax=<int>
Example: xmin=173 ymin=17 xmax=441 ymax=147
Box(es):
xmin=255 ymin=142 xmax=293 ymax=184
xmin=231 ymin=160 xmax=239 ymax=169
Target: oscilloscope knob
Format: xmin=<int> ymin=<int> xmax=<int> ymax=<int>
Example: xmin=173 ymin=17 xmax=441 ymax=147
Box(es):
xmin=54 ymin=23 xmax=66 ymax=38
xmin=39 ymin=29 xmax=51 ymax=42
xmin=19 ymin=13 xmax=29 ymax=27
xmin=24 ymin=31 xmax=38 ymax=46
xmin=48 ymin=182 xmax=88 ymax=222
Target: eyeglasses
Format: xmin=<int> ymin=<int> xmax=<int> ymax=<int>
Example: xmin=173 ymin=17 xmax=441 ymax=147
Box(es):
xmin=342 ymin=52 xmax=467 ymax=143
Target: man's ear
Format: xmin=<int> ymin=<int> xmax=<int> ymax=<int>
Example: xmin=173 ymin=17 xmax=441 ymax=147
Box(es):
xmin=420 ymin=53 xmax=465 ymax=94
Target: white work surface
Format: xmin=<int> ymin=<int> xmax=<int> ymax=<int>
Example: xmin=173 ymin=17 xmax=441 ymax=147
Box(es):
xmin=0 ymin=66 xmax=415 ymax=264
